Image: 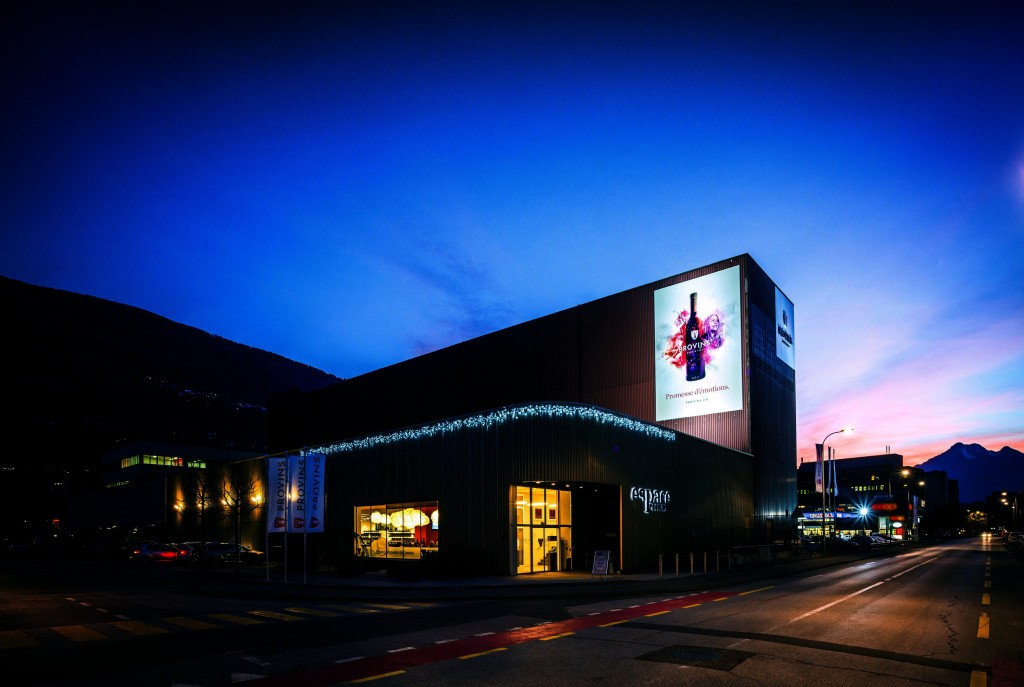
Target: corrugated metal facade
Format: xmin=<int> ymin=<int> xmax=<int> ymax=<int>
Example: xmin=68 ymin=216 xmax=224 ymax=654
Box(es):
xmin=315 ymin=405 xmax=753 ymax=575
xmin=267 ymin=253 xmax=796 ymax=573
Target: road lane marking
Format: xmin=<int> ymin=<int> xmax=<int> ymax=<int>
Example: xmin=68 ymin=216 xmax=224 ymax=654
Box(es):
xmin=970 ymin=670 xmax=987 ymax=687
xmin=539 ymin=632 xmax=574 ymax=641
xmin=787 ymin=556 xmax=940 ymax=624
xmin=599 ymin=619 xmax=629 ymax=627
xmin=787 ymin=581 xmax=885 ymax=623
xmin=739 ymin=586 xmax=774 ymax=595
xmin=982 ymin=593 xmax=990 ymax=605
xmin=351 ymin=670 xmax=406 ymax=682
xmin=459 ymin=647 xmax=508 ymax=659
xmin=645 ymin=610 xmax=670 ymax=617
xmin=977 ymin=613 xmax=989 ymax=639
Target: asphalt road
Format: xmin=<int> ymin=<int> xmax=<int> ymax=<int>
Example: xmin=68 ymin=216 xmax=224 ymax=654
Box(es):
xmin=2 ymin=537 xmax=1021 ymax=687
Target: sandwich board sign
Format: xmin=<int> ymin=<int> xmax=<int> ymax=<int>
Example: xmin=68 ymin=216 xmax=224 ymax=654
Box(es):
xmin=592 ymin=549 xmax=612 ymax=577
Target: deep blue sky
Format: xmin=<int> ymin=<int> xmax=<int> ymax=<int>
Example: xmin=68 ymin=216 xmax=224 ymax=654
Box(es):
xmin=3 ymin=1 xmax=1022 ymax=466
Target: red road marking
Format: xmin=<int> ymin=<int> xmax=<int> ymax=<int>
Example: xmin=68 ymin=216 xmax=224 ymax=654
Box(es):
xmin=245 ymin=590 xmax=739 ymax=685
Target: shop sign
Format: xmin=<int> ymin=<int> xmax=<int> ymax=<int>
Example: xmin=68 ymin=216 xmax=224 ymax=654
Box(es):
xmin=630 ymin=486 xmax=670 ymax=513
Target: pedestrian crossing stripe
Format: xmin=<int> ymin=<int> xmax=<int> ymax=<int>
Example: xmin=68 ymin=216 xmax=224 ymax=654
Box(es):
xmin=248 ymin=609 xmax=304 ymax=621
xmin=51 ymin=625 xmax=107 ymax=641
xmin=111 ymin=620 xmax=170 ymax=636
xmin=0 ymin=630 xmax=41 ymax=649
xmin=321 ymin=604 xmax=380 ymax=613
xmin=284 ymin=606 xmax=340 ymax=617
xmin=208 ymin=613 xmax=265 ymax=625
xmin=0 ymin=601 xmax=432 ymax=652
xmin=164 ymin=616 xmax=221 ymax=630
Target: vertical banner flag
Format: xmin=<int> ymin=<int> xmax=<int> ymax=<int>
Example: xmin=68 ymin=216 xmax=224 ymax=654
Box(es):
xmin=267 ymin=456 xmax=288 ymax=534
xmin=305 ymin=452 xmax=325 ymax=533
xmin=287 ymin=453 xmax=306 ymax=533
xmin=831 ymin=448 xmax=839 ymax=496
xmin=814 ymin=443 xmax=824 ymax=493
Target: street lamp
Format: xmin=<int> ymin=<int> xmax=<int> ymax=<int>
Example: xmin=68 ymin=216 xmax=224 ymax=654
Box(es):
xmin=888 ymin=468 xmax=911 ymax=497
xmin=819 ymin=427 xmax=853 ymax=554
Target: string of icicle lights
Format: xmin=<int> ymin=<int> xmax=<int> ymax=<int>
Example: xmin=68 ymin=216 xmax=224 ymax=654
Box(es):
xmin=304 ymin=404 xmax=675 ymax=457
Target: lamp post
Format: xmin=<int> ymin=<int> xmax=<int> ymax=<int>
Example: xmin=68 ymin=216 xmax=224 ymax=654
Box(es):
xmin=819 ymin=427 xmax=853 ymax=554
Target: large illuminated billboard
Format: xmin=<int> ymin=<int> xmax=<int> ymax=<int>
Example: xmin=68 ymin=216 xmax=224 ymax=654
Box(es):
xmin=654 ymin=265 xmax=743 ymax=421
xmin=775 ymin=287 xmax=795 ymax=369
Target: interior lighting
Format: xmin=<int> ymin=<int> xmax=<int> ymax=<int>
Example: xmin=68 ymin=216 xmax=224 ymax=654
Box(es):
xmin=308 ymin=403 xmax=676 ymax=457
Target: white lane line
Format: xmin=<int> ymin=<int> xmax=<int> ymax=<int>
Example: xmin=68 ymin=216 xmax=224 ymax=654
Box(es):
xmin=786 ymin=555 xmax=940 ymax=624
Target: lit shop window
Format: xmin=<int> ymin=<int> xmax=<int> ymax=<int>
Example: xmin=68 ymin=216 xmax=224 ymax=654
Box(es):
xmin=355 ymin=502 xmax=438 ymax=559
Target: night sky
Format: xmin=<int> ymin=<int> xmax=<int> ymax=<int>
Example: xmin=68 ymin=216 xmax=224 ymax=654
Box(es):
xmin=3 ymin=1 xmax=1022 ymax=466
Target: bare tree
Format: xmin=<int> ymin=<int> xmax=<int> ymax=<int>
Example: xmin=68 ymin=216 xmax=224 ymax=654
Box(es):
xmin=193 ymin=472 xmax=214 ymax=561
xmin=219 ymin=463 xmax=262 ymax=571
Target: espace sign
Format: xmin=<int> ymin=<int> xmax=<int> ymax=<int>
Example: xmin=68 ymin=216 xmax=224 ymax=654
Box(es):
xmin=630 ymin=486 xmax=671 ymax=513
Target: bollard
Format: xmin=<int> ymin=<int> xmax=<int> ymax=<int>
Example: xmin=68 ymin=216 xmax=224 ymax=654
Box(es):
xmin=658 ymin=554 xmax=663 ymax=578
xmin=690 ymin=552 xmax=694 ymax=575
xmin=704 ymin=551 xmax=707 ymax=574
xmin=675 ymin=553 xmax=679 ymax=577
xmin=716 ymin=550 xmax=720 ymax=572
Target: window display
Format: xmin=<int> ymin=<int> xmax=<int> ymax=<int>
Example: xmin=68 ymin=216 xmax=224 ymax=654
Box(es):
xmin=355 ymin=501 xmax=438 ymax=559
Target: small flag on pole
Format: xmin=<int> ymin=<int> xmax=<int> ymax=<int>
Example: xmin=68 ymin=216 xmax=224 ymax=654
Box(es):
xmin=815 ymin=443 xmax=824 ymax=493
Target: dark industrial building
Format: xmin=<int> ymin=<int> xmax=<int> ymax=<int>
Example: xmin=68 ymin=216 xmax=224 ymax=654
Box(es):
xmin=260 ymin=253 xmax=798 ymax=576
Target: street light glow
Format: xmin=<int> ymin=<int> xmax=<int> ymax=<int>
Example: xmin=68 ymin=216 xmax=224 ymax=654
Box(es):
xmin=819 ymin=426 xmax=854 ymax=554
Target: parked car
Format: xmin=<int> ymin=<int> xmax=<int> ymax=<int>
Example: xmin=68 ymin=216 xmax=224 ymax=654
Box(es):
xmin=170 ymin=542 xmax=196 ymax=562
xmin=193 ymin=542 xmax=266 ymax=566
xmin=129 ymin=542 xmax=181 ymax=564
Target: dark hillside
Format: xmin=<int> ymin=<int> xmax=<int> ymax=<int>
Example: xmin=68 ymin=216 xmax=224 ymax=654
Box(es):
xmin=2 ymin=275 xmax=341 ymax=467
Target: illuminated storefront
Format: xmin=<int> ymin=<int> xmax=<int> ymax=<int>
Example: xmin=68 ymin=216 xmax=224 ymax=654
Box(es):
xmin=356 ymin=502 xmax=438 ymax=559
xmin=269 ymin=254 xmax=796 ymax=575
xmin=515 ymin=485 xmax=572 ymax=573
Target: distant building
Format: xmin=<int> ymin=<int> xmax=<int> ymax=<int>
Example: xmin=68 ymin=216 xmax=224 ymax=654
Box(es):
xmin=67 ymin=441 xmax=261 ymax=547
xmin=795 ymin=453 xmax=959 ymax=540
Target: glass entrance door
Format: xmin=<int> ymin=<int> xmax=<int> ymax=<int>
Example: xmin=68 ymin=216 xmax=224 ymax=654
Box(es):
xmin=514 ymin=485 xmax=571 ymax=574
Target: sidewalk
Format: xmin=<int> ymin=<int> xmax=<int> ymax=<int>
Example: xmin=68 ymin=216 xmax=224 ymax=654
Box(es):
xmin=182 ymin=550 xmax=881 ymax=601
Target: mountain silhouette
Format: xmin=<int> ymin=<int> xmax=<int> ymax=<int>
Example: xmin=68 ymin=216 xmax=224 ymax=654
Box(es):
xmin=917 ymin=443 xmax=1024 ymax=503
xmin=2 ymin=275 xmax=341 ymax=471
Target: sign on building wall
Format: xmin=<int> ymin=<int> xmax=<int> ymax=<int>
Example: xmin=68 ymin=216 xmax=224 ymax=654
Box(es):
xmin=654 ymin=265 xmax=743 ymax=421
xmin=775 ymin=287 xmax=795 ymax=369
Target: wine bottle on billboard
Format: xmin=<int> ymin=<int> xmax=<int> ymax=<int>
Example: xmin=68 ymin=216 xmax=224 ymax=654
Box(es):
xmin=685 ymin=292 xmax=705 ymax=381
